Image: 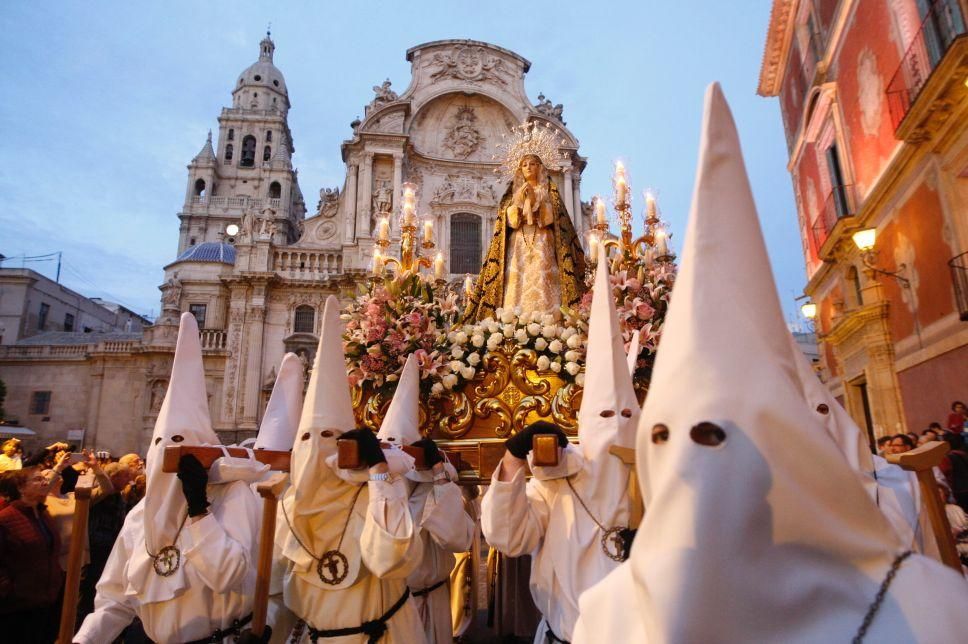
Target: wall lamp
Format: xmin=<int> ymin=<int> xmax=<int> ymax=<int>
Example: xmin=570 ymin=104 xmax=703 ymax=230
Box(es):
xmin=851 ymin=228 xmax=910 ymax=288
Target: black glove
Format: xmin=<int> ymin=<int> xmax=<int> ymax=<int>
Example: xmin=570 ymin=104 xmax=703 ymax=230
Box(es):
xmin=176 ymin=454 xmax=210 ymax=517
xmin=237 ymin=626 xmax=272 ymax=644
xmin=341 ymin=428 xmax=387 ymax=468
xmin=411 ymin=438 xmax=444 ymax=468
xmin=505 ymin=421 xmax=569 ymax=459
xmin=618 ymin=528 xmax=637 ymax=561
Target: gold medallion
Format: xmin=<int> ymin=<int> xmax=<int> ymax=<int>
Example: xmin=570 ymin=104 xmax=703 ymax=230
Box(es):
xmin=153 ymin=545 xmax=181 ymax=576
xmin=317 ymin=549 xmax=349 ymax=585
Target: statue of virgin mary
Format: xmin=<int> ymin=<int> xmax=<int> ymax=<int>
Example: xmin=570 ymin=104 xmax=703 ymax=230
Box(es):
xmin=463 ymin=123 xmax=586 ymax=322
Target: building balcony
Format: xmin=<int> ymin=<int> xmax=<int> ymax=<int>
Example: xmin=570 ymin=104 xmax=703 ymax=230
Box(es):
xmin=187 ymin=196 xmax=283 ymax=211
xmin=273 ymin=249 xmax=342 ymax=280
xmin=887 ymin=2 xmax=968 ymax=140
xmin=951 ymin=250 xmax=968 ymax=321
xmin=810 ymin=184 xmax=857 ymax=260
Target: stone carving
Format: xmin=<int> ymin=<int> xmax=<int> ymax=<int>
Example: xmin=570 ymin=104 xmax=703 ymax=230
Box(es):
xmin=443 ymin=106 xmax=483 ymax=159
xmin=239 ymin=209 xmax=256 ymax=240
xmin=427 ymin=45 xmax=509 ymax=85
xmin=149 ymin=380 xmax=168 ymax=413
xmin=371 ymin=112 xmax=405 ymax=134
xmin=316 ymin=220 xmax=338 ymax=241
xmin=161 ymin=272 xmax=182 ymax=310
xmin=371 ymin=79 xmax=398 ymax=105
xmin=534 ymin=93 xmax=565 ymax=124
xmin=316 ymin=187 xmax=340 ymax=217
xmin=372 ymin=180 xmax=393 ymax=215
xmin=432 ymin=173 xmax=497 ymax=205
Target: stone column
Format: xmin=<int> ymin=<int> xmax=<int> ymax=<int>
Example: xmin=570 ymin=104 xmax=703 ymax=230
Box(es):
xmin=392 ymin=154 xmax=403 ymax=216
xmin=343 ymin=162 xmax=359 ymax=243
xmin=563 ymin=170 xmax=574 ymax=220
xmin=357 ymin=153 xmax=374 ymax=239
xmin=240 ymin=303 xmax=266 ymax=429
xmin=221 ymin=284 xmax=249 ymax=427
xmin=573 ymin=176 xmax=583 ymax=233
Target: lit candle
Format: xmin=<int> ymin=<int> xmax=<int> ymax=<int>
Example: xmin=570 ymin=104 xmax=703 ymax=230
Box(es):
xmin=423 ymin=219 xmax=433 ymax=244
xmin=646 ymin=193 xmax=657 ymax=219
xmin=378 ymin=217 xmax=390 ymax=241
xmin=588 ymin=234 xmax=599 ymax=263
xmin=402 ymin=184 xmax=417 ymax=226
xmin=372 ymin=251 xmax=383 ymax=275
xmin=615 ymin=176 xmax=628 ymax=205
xmin=595 ymin=198 xmax=607 ymax=226
xmin=642 ymin=246 xmax=654 ymax=267
xmin=434 ymin=252 xmax=445 ymax=280
xmin=464 ymin=274 xmax=474 ymax=296
xmin=655 ymin=228 xmax=669 ymax=256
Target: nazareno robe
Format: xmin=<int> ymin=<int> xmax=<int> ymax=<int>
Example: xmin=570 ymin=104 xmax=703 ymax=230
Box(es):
xmin=74 ymin=480 xmax=260 ymax=644
xmin=463 ymin=180 xmax=585 ymax=323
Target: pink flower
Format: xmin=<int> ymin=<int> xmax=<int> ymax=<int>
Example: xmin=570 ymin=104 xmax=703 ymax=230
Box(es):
xmin=632 ymin=298 xmax=655 ymax=320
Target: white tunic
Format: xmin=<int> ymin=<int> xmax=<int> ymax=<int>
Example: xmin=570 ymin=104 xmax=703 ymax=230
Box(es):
xmin=405 ymin=480 xmax=475 ymax=643
xmin=74 ymin=480 xmax=260 ymax=644
xmin=280 ymin=477 xmax=427 ymax=644
xmin=481 ymin=451 xmax=629 ymax=643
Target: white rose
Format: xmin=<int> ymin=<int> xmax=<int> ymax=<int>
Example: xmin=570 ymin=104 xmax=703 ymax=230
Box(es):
xmin=550 ymin=361 xmax=562 ymax=373
xmin=560 ymin=327 xmax=576 ymax=340
xmin=502 ymin=323 xmax=515 ymax=337
xmin=467 ymin=352 xmax=481 ymax=366
xmin=566 ymin=334 xmax=582 ymax=349
xmin=534 ymin=337 xmax=548 ymax=351
xmin=460 ymin=366 xmax=476 ymax=380
xmin=495 ymin=307 xmax=505 ymax=319
xmin=449 ymin=360 xmax=463 ymax=373
xmin=513 ymin=306 xmax=523 ymax=316
xmin=491 ymin=332 xmax=504 ymax=345
xmin=500 ymin=310 xmax=515 ymax=325
xmin=442 ymin=374 xmax=458 ymax=389
xmin=565 ymin=350 xmax=580 ymax=363
xmin=514 ymin=329 xmax=529 ymax=344
xmin=471 ymin=334 xmax=485 ymax=348
xmin=455 ymin=331 xmax=468 ymax=344
xmin=431 ymin=383 xmax=444 ymax=395
xmin=536 ymin=355 xmax=551 ymax=371
xmin=485 ymin=320 xmax=499 ymax=334
xmin=486 ymin=336 xmax=501 ymax=351
xmin=541 ymin=314 xmax=555 ymax=326
xmin=575 ymin=372 xmax=585 ymax=386
xmin=527 ymin=323 xmax=541 ymax=336
xmin=447 ymin=331 xmax=458 ymax=343
xmin=541 ymin=325 xmax=557 ymax=339
xmin=565 ymin=361 xmax=580 ymax=376
xmin=548 ymin=339 xmax=563 ymax=354
xmin=451 ymin=346 xmax=464 ymax=359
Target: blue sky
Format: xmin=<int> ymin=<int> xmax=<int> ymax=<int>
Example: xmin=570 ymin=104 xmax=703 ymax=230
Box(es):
xmin=0 ymin=1 xmax=809 ymax=325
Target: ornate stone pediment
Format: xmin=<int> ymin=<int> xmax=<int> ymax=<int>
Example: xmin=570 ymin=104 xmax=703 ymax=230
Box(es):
xmin=431 ymin=172 xmax=498 ymax=205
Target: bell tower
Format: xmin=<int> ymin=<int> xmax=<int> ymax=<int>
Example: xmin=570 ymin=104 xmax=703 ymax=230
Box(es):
xmin=176 ymin=32 xmax=306 ymax=256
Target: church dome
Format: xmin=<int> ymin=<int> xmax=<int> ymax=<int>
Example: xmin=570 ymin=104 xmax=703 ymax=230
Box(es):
xmin=174 ymin=242 xmax=236 ymax=265
xmin=235 ymin=33 xmax=287 ymax=97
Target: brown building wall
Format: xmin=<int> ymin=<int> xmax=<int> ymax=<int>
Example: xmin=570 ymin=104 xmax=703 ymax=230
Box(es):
xmin=897 ymin=343 xmax=968 ymax=431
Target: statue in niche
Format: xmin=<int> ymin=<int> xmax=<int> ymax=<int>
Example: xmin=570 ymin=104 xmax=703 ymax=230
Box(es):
xmin=463 ymin=122 xmax=586 ymax=321
xmin=372 ymin=180 xmax=393 ymax=215
xmin=149 ymin=380 xmax=167 ymax=413
xmin=239 ymin=209 xmax=256 ymax=240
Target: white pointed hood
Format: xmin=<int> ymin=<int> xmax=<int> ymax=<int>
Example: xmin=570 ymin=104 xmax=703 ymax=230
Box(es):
xmin=628 ymin=84 xmax=924 ymax=642
xmin=129 ymin=312 xmax=220 ymax=601
xmin=377 ymin=353 xmax=422 ymax=445
xmin=578 ymin=257 xmax=641 ymax=462
xmin=255 ymin=352 xmax=304 ymax=451
xmin=626 ymin=329 xmax=641 ymax=378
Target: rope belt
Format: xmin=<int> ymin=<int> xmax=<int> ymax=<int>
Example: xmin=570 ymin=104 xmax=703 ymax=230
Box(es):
xmin=410 ymin=578 xmax=448 ymax=598
xmin=545 ymin=624 xmax=571 ymax=644
xmin=307 ymin=588 xmax=410 ymax=644
xmin=184 ymin=612 xmax=252 ymax=644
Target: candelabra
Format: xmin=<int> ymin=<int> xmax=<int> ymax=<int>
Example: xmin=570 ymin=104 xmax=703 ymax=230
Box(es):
xmin=372 ymin=183 xmax=446 ymax=281
xmin=589 ymin=161 xmax=675 ymax=272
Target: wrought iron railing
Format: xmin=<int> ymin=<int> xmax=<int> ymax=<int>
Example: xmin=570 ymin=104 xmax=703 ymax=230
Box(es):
xmin=950 ymin=251 xmax=968 ymax=321
xmin=810 ymin=184 xmax=854 ymax=251
xmin=887 ymin=1 xmax=966 ymax=130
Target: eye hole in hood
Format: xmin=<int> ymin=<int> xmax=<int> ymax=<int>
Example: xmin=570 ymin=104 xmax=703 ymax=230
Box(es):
xmin=652 ymin=424 xmax=670 ymax=444
xmin=690 ymin=422 xmax=726 ymax=447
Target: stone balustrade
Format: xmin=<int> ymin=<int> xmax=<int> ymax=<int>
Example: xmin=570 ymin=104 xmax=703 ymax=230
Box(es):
xmin=273 ymin=250 xmax=342 ymax=279
xmin=187 ymin=196 xmax=283 ymax=210
xmin=200 ymin=329 xmax=227 ymax=350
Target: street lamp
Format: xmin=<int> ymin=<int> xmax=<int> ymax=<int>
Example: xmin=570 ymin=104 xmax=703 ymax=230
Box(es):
xmin=800 ymin=301 xmax=817 ymax=320
xmin=226 ymin=224 xmax=240 ymax=237
xmin=851 ymin=227 xmax=910 ymax=288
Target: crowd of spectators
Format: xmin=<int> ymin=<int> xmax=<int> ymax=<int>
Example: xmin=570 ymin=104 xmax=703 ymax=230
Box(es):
xmin=0 ymin=441 xmax=145 ymax=643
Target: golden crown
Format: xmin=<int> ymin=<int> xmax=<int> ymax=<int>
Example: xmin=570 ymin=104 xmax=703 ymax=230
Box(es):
xmin=495 ymin=121 xmax=568 ymax=183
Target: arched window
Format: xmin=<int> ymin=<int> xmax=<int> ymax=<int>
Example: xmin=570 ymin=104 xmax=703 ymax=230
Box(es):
xmin=263 ymin=145 xmax=272 ymax=161
xmin=293 ymin=305 xmax=315 ymax=334
xmin=194 ymin=178 xmax=206 ymax=197
xmin=269 ymin=181 xmax=282 ymax=199
xmin=266 ymin=130 xmax=272 ymax=142
xmin=240 ymin=135 xmax=256 ymax=167
xmin=450 ymin=213 xmax=482 ymax=275
xmin=227 ymin=128 xmax=234 ymax=141
xmin=224 ymin=144 xmax=233 ymax=162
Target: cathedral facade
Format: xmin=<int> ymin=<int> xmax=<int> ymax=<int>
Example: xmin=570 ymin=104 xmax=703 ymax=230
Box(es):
xmin=0 ymin=37 xmax=591 ymax=454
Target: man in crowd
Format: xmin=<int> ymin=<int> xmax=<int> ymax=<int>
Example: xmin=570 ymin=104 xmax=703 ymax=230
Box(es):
xmin=276 ymin=295 xmax=424 ymax=642
xmin=376 ymin=354 xmax=475 ymax=642
xmin=482 ymin=253 xmax=640 ymax=644
xmin=573 ymin=82 xmax=968 ymax=642
xmin=75 ymin=313 xmax=260 ymax=643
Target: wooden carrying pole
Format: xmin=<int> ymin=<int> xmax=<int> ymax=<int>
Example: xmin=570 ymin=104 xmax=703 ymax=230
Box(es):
xmin=57 ymin=474 xmax=95 ymax=644
xmin=252 ymin=472 xmax=289 ymax=638
xmin=886 ymin=441 xmax=962 ymax=573
xmin=161 ymin=445 xmax=291 ymax=473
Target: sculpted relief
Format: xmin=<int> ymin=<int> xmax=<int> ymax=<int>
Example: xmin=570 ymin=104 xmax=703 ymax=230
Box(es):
xmin=410 ymin=94 xmax=516 ymax=162
xmin=425 ymin=45 xmax=510 ymax=85
xmin=432 ymin=172 xmax=498 ymax=205
xmin=443 ymin=106 xmax=483 ymax=158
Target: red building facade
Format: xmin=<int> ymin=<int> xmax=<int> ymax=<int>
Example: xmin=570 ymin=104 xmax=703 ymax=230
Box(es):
xmin=759 ymin=0 xmax=968 ymax=439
